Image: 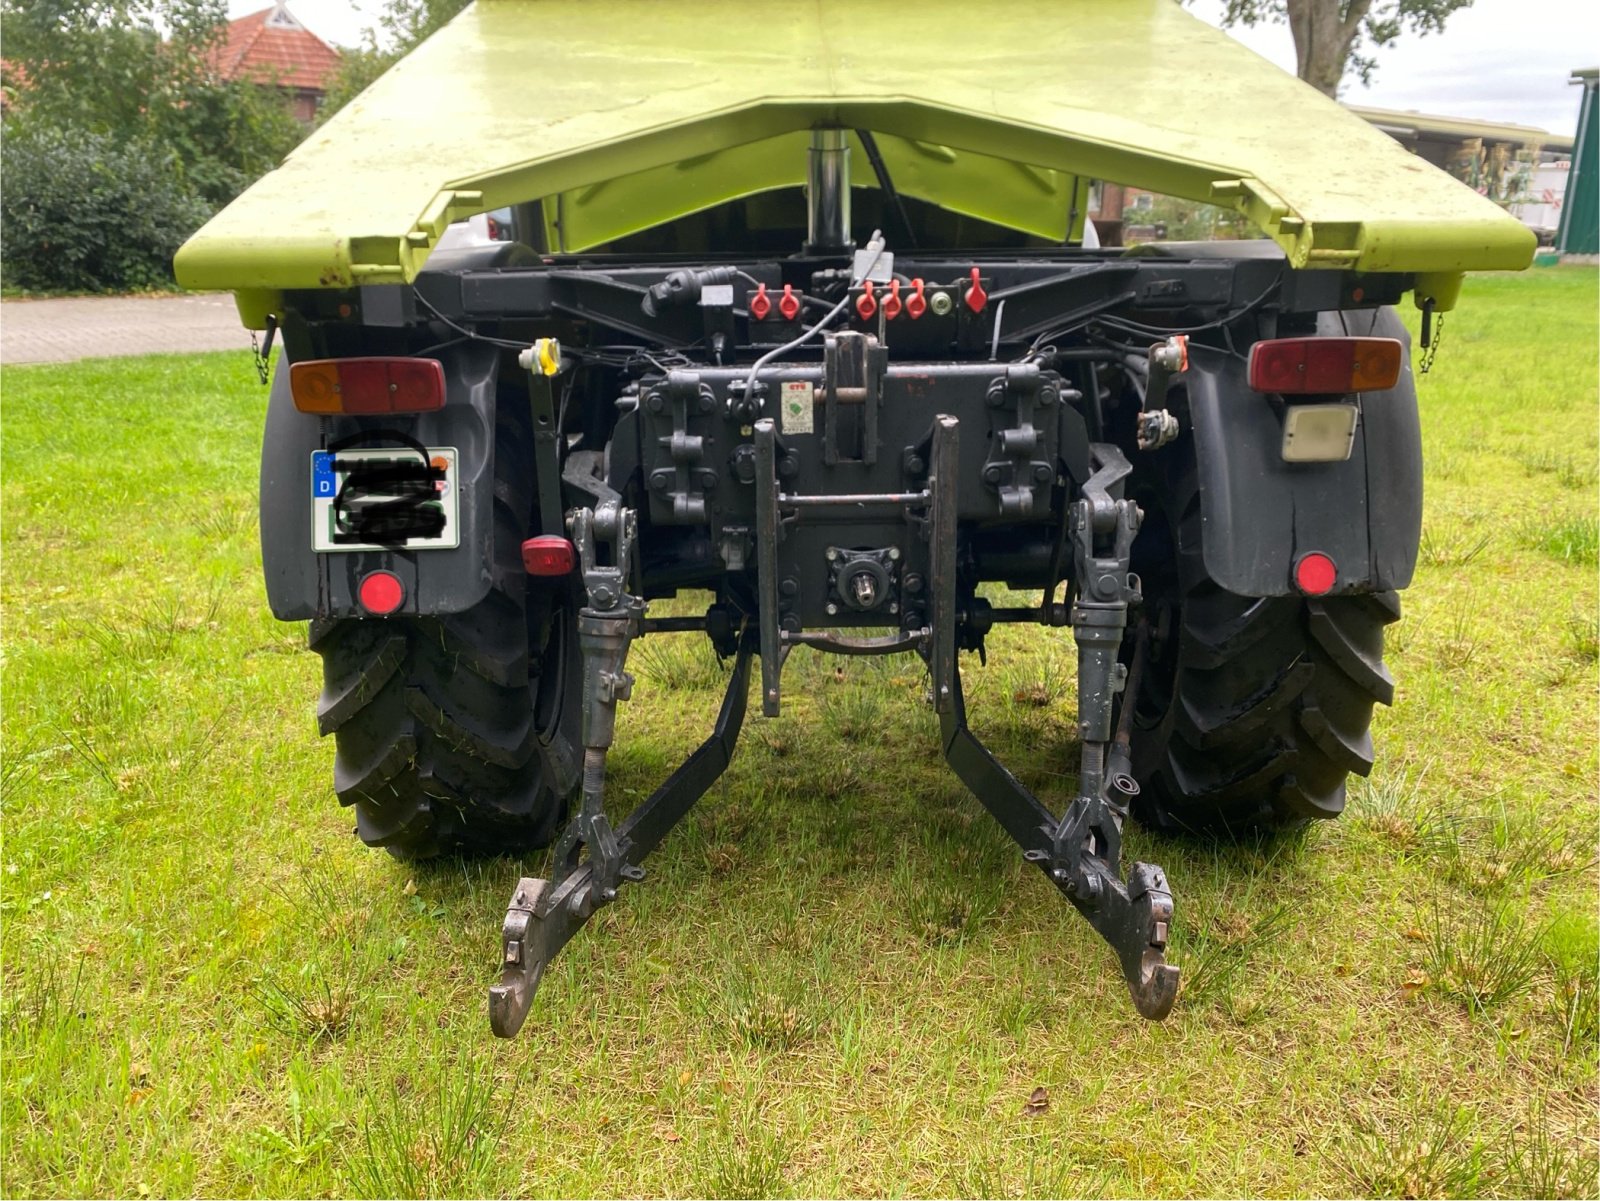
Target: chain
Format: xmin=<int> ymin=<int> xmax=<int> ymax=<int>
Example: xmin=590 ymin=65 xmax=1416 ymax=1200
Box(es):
xmin=1419 ymin=313 xmax=1444 ymax=376
xmin=250 ymin=331 xmax=267 ymax=384
xmin=250 ymin=315 xmax=279 ymax=386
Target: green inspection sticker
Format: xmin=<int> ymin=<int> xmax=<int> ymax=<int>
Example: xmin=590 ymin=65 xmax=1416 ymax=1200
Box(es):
xmin=780 ymin=380 xmax=814 ymax=434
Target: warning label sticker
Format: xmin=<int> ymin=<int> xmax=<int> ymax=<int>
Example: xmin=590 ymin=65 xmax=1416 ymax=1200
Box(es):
xmin=780 ymin=380 xmax=814 ymax=434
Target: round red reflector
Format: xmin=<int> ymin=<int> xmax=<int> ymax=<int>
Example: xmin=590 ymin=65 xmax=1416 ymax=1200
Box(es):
xmin=358 ymin=570 xmax=405 ymax=615
xmin=1293 ymin=552 xmax=1337 ymax=596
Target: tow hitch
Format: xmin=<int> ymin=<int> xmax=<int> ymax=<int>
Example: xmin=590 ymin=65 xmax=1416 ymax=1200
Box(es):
xmin=488 ymin=419 xmax=1179 ymax=1038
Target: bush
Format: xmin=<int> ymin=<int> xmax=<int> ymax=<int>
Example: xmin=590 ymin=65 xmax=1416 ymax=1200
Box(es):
xmin=1 ymin=124 xmax=212 ymax=293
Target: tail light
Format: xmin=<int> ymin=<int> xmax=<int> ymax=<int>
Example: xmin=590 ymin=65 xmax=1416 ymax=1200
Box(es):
xmin=522 ymin=536 xmax=576 ymax=576
xmin=1247 ymin=337 xmax=1402 ymax=395
xmin=291 ymin=357 xmax=446 ymax=415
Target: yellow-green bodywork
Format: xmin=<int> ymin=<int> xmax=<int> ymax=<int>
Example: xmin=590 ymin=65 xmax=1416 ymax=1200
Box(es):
xmin=174 ymin=0 xmax=1535 ymax=328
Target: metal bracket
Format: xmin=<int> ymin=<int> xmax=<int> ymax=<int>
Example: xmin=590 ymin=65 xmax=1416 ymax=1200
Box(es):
xmin=490 ymin=631 xmax=756 ymax=1037
xmin=646 ymin=370 xmax=717 ymax=522
xmin=981 ymin=362 xmax=1057 ymax=517
xmin=926 ymin=415 xmax=959 ymax=714
xmin=821 ymin=331 xmax=885 ymax=465
xmin=520 ymin=339 xmax=567 ymax=535
xmin=753 ymin=418 xmax=784 ymax=716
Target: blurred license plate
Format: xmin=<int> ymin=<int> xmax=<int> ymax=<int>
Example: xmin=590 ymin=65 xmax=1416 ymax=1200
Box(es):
xmin=311 ymin=446 xmax=459 ymax=552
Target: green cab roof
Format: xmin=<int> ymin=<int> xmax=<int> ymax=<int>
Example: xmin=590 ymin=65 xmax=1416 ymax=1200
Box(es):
xmin=176 ymin=0 xmax=1534 ymax=324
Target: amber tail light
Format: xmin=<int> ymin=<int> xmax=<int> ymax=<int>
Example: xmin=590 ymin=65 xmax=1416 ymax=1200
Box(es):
xmin=1247 ymin=337 xmax=1403 ymax=395
xmin=290 ymin=358 xmax=447 ymax=415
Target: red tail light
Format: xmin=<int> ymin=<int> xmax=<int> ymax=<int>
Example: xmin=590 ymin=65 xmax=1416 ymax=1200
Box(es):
xmin=291 ymin=358 xmax=447 ymax=415
xmin=522 ymin=536 xmax=576 ymax=576
xmin=1247 ymin=337 xmax=1402 ymax=395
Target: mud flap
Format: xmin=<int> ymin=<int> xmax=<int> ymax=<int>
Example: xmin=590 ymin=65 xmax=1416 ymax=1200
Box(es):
xmin=259 ymin=340 xmax=501 ymax=620
xmin=1184 ymin=306 xmax=1422 ymax=597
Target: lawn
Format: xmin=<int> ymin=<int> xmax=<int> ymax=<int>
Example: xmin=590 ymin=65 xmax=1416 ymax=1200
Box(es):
xmin=1 ymin=266 xmax=1595 ymax=1199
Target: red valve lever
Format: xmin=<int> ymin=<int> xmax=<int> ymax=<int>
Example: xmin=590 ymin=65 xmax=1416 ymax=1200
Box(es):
xmin=883 ymin=279 xmax=903 ymax=320
xmin=906 ymin=278 xmax=927 ymax=320
xmin=778 ymin=283 xmax=800 ymax=321
xmin=748 ymin=282 xmax=771 ymax=321
xmin=964 ymin=267 xmax=988 ymax=313
xmin=856 ymin=279 xmax=878 ymax=321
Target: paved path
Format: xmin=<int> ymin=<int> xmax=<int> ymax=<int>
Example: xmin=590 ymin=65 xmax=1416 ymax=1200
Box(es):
xmin=1 ymin=293 xmax=252 ymax=365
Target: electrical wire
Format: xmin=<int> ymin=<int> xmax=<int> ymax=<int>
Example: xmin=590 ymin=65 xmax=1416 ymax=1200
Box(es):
xmin=1092 ymin=277 xmax=1282 ymax=338
xmin=1018 ymin=276 xmax=1284 ymax=360
xmin=739 ymin=230 xmax=887 ymax=406
xmin=1020 ymin=289 xmax=1141 ymax=357
xmin=413 ymin=290 xmax=535 ymax=351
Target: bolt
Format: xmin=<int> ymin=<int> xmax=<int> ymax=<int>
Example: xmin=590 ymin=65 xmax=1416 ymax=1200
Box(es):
xmin=929 ymin=290 xmax=954 ymax=317
xmin=905 ymin=454 xmax=926 ymax=474
xmin=825 ymin=547 xmax=839 ymax=561
xmin=982 ymin=464 xmax=1003 ymax=484
xmin=887 ymin=547 xmax=901 ymax=561
xmin=1052 ymin=868 xmax=1069 ymax=883
xmin=767 ymin=688 xmax=778 ymax=703
xmin=826 ymin=602 xmax=838 ymax=615
xmin=646 ymin=393 xmax=665 ymax=414
xmin=650 ymin=473 xmax=670 ymax=492
xmin=1033 ymin=463 xmax=1053 ymax=483
xmin=780 ymin=577 xmax=800 ymax=597
xmin=904 ymin=573 xmax=924 ymax=593
xmin=889 ymin=602 xmax=899 ymax=614
xmin=781 ymin=613 xmax=802 ymax=632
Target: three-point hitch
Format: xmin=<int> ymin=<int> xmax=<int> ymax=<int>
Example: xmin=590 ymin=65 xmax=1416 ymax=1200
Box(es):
xmin=488 ymin=416 xmax=1178 ymax=1039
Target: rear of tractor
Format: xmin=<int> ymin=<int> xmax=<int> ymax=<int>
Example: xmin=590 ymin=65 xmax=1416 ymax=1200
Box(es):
xmin=255 ymin=154 xmax=1426 ymax=1032
xmin=168 ymin=0 xmax=1529 ymax=1036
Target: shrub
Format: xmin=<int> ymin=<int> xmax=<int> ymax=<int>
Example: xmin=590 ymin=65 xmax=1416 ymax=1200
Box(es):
xmin=1 ymin=124 xmax=212 ymax=293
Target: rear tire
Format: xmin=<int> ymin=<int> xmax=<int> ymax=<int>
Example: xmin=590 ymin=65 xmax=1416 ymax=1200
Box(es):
xmin=308 ymin=398 xmax=579 ymax=860
xmin=1119 ymin=445 xmax=1400 ymax=836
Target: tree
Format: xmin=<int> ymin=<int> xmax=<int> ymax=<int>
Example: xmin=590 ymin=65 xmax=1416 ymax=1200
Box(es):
xmin=1214 ymin=0 xmax=1474 ymax=98
xmin=320 ymin=0 xmax=470 ymax=119
xmin=0 ymin=0 xmax=305 ymax=290
xmin=0 ymin=0 xmax=304 ymax=205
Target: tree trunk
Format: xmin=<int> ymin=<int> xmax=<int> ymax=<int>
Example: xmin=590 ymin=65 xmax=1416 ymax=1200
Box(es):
xmin=1285 ymin=0 xmax=1372 ymax=97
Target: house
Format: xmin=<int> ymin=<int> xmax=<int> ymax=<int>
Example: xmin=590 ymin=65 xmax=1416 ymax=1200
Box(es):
xmin=212 ymin=2 xmax=341 ymax=124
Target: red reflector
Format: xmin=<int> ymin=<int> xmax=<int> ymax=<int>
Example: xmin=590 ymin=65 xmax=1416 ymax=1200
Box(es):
xmin=358 ymin=570 xmax=405 ymax=615
xmin=1293 ymin=552 xmax=1338 ymax=596
xmin=522 ymin=536 xmax=576 ymax=576
xmin=290 ymin=358 xmax=446 ymax=415
xmin=1247 ymin=337 xmax=1402 ymax=395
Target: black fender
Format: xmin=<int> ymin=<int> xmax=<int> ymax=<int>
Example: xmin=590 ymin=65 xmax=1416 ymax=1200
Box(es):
xmin=1184 ymin=306 xmax=1422 ymax=596
xmin=259 ymin=340 xmax=502 ymax=620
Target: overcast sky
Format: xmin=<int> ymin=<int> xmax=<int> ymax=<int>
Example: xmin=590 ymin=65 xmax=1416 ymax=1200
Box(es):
xmin=245 ymin=0 xmax=1597 ymax=137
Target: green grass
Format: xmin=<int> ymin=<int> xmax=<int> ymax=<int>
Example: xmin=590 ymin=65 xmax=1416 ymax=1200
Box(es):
xmin=2 ymin=267 xmax=1597 ymax=1197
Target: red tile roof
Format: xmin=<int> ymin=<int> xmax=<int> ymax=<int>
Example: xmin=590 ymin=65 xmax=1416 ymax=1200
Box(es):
xmin=213 ymin=4 xmax=340 ymax=93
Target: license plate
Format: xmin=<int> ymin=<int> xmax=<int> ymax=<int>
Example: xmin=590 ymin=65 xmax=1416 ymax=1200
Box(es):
xmin=311 ymin=446 xmax=459 ymax=552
